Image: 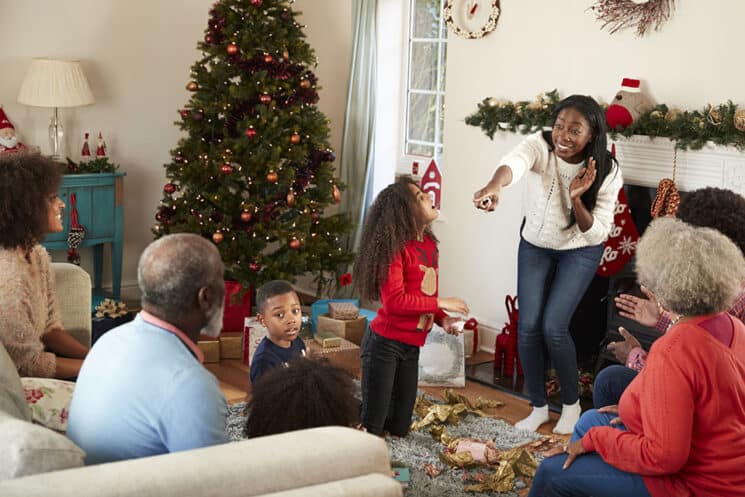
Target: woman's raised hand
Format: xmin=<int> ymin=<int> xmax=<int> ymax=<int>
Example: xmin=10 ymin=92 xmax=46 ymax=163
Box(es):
xmin=569 ymin=157 xmax=597 ymax=200
xmin=473 ymin=184 xmax=501 ymax=211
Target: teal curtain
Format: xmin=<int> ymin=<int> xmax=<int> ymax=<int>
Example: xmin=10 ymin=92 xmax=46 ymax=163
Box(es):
xmin=339 ymin=0 xmax=377 ymax=256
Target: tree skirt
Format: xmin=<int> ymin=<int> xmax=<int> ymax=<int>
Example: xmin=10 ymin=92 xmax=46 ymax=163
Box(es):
xmin=225 ymin=393 xmax=542 ymax=497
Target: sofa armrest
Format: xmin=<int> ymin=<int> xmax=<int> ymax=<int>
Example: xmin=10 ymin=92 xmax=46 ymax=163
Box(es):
xmin=51 ymin=263 xmax=92 ymax=348
xmin=0 ymin=426 xmax=400 ymax=497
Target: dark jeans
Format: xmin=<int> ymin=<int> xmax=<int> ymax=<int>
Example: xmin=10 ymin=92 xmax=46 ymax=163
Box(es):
xmin=529 ymin=409 xmax=652 ymax=497
xmin=593 ymin=365 xmax=639 ymax=408
xmin=517 ymin=238 xmax=604 ymax=407
xmin=360 ymin=328 xmax=420 ymax=436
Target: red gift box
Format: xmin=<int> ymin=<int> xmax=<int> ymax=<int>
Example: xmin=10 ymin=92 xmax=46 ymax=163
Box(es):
xmin=223 ymin=281 xmax=252 ymax=333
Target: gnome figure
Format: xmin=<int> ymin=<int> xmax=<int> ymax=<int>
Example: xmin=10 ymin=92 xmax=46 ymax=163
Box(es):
xmin=0 ymin=107 xmax=27 ymax=154
xmin=605 ymin=78 xmax=654 ymax=130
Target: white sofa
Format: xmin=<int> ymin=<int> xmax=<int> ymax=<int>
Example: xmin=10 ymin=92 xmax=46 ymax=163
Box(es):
xmin=0 ymin=263 xmax=402 ymax=497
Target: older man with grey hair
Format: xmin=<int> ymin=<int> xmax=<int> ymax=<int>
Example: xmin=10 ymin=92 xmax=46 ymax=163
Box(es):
xmin=67 ymin=234 xmax=228 ymax=464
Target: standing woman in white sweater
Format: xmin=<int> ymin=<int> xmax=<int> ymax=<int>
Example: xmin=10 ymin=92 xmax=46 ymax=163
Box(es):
xmin=474 ymin=95 xmax=622 ymax=434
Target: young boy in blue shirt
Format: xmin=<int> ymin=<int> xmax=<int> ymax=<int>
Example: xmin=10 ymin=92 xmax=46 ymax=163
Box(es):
xmin=249 ymin=280 xmax=306 ymax=384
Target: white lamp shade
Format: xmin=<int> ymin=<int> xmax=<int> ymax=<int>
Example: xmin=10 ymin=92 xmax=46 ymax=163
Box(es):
xmin=17 ymin=58 xmax=95 ymax=108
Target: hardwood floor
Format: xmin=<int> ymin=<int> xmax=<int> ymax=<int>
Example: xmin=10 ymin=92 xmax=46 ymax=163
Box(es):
xmin=206 ymin=350 xmax=562 ymax=436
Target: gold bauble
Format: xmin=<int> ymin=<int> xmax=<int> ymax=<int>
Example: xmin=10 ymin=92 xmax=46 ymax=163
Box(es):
xmin=734 ymin=109 xmax=745 ymax=132
xmin=186 ymin=81 xmax=199 ymax=91
xmin=707 ymin=105 xmax=722 ymax=126
xmin=286 ymin=190 xmax=296 ymax=206
xmin=212 ymin=231 xmax=224 ymax=244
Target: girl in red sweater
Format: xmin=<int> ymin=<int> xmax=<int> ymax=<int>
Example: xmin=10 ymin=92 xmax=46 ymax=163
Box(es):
xmin=353 ymin=176 xmax=469 ymax=436
xmin=529 ymin=217 xmax=745 ymax=497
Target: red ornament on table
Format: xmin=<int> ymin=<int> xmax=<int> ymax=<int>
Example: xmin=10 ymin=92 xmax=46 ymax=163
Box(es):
xmin=212 ymin=231 xmax=224 ymax=244
xmin=240 ymin=211 xmax=253 ymax=222
xmin=259 ymin=93 xmax=272 ymax=104
xmin=597 ymin=187 xmax=640 ymax=277
xmin=244 ymin=127 xmax=257 ymax=138
xmin=289 ymin=239 xmax=301 ymax=250
xmin=226 ymin=43 xmax=239 ymax=55
xmin=163 ymin=183 xmax=177 ymax=195
xmin=332 ymin=184 xmax=341 ymax=204
xmin=266 ymin=171 xmax=278 ymax=183
xmin=420 ymin=159 xmax=442 ymax=210
xmin=220 ymin=163 xmax=233 ymax=175
xmin=290 ymin=133 xmax=301 ymax=144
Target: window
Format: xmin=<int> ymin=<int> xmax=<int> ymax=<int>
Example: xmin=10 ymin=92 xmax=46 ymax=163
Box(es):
xmin=404 ymin=0 xmax=447 ymax=163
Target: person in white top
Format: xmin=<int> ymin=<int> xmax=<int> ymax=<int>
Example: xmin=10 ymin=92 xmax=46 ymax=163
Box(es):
xmin=474 ymin=95 xmax=623 ymax=434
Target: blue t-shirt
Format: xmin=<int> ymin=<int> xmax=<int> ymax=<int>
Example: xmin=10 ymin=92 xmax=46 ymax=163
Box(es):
xmin=250 ymin=336 xmax=306 ymax=384
xmin=67 ymin=314 xmax=228 ymax=464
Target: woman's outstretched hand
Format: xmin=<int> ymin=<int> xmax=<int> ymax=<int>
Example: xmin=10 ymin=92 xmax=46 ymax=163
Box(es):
xmin=570 ymin=157 xmax=597 ymax=200
xmin=614 ymin=285 xmax=661 ymax=327
xmin=473 ymin=184 xmax=501 ymax=211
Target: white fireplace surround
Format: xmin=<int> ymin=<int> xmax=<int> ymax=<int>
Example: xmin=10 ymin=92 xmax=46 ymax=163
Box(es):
xmin=611 ymin=135 xmax=745 ymax=195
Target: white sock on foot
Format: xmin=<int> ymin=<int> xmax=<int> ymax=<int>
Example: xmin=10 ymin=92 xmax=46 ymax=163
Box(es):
xmin=515 ymin=405 xmax=549 ymax=432
xmin=553 ymin=400 xmax=581 ymax=434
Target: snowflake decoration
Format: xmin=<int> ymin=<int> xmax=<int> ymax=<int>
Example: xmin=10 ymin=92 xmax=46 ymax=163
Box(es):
xmin=619 ymin=236 xmax=637 ymax=255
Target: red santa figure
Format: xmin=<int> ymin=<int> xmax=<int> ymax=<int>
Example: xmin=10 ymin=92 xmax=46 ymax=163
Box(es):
xmin=95 ymin=131 xmax=107 ymax=157
xmin=0 ymin=108 xmax=27 ymax=154
xmin=420 ymin=159 xmax=442 ymax=210
xmin=80 ymin=132 xmax=91 ymax=161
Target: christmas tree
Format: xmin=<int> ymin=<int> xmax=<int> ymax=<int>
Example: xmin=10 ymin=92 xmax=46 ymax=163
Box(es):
xmin=153 ymin=0 xmax=354 ymax=294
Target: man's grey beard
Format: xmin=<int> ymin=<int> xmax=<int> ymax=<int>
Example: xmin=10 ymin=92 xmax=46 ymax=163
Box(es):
xmin=0 ymin=135 xmax=18 ymax=149
xmin=200 ymin=303 xmax=225 ymax=338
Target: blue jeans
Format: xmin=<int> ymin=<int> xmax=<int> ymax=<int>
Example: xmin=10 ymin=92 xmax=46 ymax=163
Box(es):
xmin=593 ymin=365 xmax=639 ymax=408
xmin=528 ymin=409 xmax=652 ymax=497
xmin=517 ymin=238 xmax=604 ymax=406
xmin=360 ymin=329 xmax=420 ymax=436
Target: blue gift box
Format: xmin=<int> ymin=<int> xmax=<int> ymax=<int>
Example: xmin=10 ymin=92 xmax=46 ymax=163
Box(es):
xmin=310 ymin=299 xmax=377 ymax=334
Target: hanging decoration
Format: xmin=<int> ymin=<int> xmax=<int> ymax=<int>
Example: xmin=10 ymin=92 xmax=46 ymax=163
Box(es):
xmin=443 ymin=0 xmax=501 ymax=39
xmin=651 ymin=148 xmax=681 ymax=218
xmin=589 ymin=0 xmax=676 ymax=37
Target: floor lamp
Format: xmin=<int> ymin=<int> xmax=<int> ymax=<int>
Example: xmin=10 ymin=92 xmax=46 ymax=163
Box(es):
xmin=17 ymin=58 xmax=95 ymax=160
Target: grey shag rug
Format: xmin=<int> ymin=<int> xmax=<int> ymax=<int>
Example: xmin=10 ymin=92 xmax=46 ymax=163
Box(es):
xmin=226 ymin=387 xmax=541 ymax=497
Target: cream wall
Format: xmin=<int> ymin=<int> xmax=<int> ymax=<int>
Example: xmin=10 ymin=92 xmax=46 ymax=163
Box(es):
xmin=437 ymin=0 xmax=745 ymax=328
xmin=0 ymin=0 xmax=352 ymax=298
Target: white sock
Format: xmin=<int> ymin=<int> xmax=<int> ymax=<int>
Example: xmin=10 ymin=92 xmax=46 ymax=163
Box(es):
xmin=514 ymin=405 xmax=549 ymax=432
xmin=553 ymin=400 xmax=582 ymax=434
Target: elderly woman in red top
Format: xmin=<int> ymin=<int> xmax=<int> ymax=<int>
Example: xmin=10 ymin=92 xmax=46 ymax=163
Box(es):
xmin=529 ymin=217 xmax=745 ymax=497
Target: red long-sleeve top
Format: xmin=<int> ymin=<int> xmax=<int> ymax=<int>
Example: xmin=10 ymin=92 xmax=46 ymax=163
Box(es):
xmin=370 ymin=236 xmax=446 ymax=347
xmin=583 ymin=314 xmax=745 ymax=497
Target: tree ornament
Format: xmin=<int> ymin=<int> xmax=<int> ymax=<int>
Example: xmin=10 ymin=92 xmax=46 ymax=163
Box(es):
xmin=266 ymin=170 xmax=279 ymax=183
xmin=250 ymin=0 xmax=263 ymax=6
xmin=290 ymin=132 xmax=301 ymax=144
xmin=204 ymin=33 xmax=214 ymax=44
xmin=186 ymin=81 xmax=199 ymax=91
xmin=179 ymin=109 xmax=190 ymax=119
xmin=707 ymin=105 xmax=722 ymax=126
xmin=286 ymin=190 xmax=296 ymax=206
xmin=152 ymin=223 xmax=162 ymax=233
xmin=264 ymin=54 xmax=274 ymax=64
xmin=282 ymin=49 xmax=290 ymax=60
xmin=245 ymin=127 xmax=257 ymax=138
xmin=191 ymin=110 xmax=204 ymax=121
xmin=590 ymin=0 xmax=676 ymax=37
xmin=299 ymin=79 xmax=311 ymax=89
xmin=220 ymin=163 xmax=234 ymax=175
xmin=249 ymin=261 xmax=261 ymax=272
xmin=259 ymin=93 xmax=272 ymax=104
xmin=164 ymin=183 xmax=177 ymax=194
xmin=332 ymin=184 xmax=341 ymax=204
xmin=240 ymin=211 xmax=253 ymax=222
xmin=212 ymin=231 xmax=224 ymax=244
xmin=311 ymin=211 xmax=320 ymax=222
xmin=735 ymin=109 xmax=745 ymax=132
xmin=289 ymin=238 xmax=301 ymax=250
xmin=226 ymin=43 xmax=239 ymax=55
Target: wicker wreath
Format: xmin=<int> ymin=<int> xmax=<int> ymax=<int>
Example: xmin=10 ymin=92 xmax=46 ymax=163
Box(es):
xmin=589 ymin=0 xmax=675 ymax=37
xmin=443 ymin=0 xmax=500 ymax=40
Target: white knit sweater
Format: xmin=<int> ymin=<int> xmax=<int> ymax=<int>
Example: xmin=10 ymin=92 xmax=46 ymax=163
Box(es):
xmin=501 ymin=132 xmax=623 ymax=250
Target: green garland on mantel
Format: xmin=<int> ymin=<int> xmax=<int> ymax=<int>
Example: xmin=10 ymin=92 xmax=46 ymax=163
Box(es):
xmin=465 ymin=89 xmax=745 ymax=151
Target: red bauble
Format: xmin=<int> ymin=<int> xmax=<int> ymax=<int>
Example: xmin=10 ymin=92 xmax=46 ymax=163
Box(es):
xmin=266 ymin=171 xmax=278 ymax=183
xmin=311 ymin=212 xmax=320 ymax=222
xmin=286 ymin=190 xmax=295 ymax=206
xmin=249 ymin=262 xmax=261 ymax=272
xmin=164 ymin=183 xmax=177 ymax=194
xmin=259 ymin=93 xmax=272 ymax=104
xmin=332 ymin=184 xmax=341 ymax=204
xmin=186 ymin=81 xmax=198 ymax=91
xmin=212 ymin=231 xmax=224 ymax=244
xmin=220 ymin=164 xmax=233 ymax=175
xmin=264 ymin=54 xmax=274 ymax=64
xmin=240 ymin=211 xmax=253 ymax=222
xmin=174 ymin=154 xmax=186 ymax=163
xmin=179 ymin=110 xmax=190 ymax=119
xmin=299 ymin=79 xmax=311 ymax=89
xmin=290 ymin=133 xmax=301 ymax=144
xmin=204 ymin=33 xmax=214 ymax=44
xmin=250 ymin=0 xmax=263 ymax=6
xmin=226 ymin=43 xmax=238 ymax=55
xmin=191 ymin=110 xmax=204 ymax=121
xmin=289 ymin=239 xmax=301 ymax=250
xmin=244 ymin=127 xmax=257 ymax=138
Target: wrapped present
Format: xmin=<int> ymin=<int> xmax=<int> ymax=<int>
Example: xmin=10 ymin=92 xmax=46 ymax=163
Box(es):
xmin=219 ymin=332 xmax=242 ymax=360
xmin=317 ymin=314 xmax=366 ymax=346
xmin=328 ymin=301 xmax=359 ymax=320
xmin=242 ymin=316 xmax=269 ymax=366
xmin=313 ymin=331 xmax=341 ymax=348
xmin=223 ymin=281 xmax=252 ymax=333
xmin=311 ymin=299 xmax=359 ymax=332
xmin=463 ymin=318 xmax=479 ymax=357
xmin=304 ymin=337 xmax=360 ymax=375
xmin=197 ymin=339 xmax=220 ymax=363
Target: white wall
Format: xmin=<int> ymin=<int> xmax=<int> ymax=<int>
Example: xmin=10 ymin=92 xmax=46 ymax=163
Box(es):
xmin=0 ymin=0 xmax=352 ymax=298
xmin=438 ymin=0 xmax=745 ymax=328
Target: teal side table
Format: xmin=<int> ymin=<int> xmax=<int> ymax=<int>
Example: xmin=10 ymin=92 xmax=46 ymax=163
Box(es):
xmin=43 ymin=173 xmax=126 ymax=300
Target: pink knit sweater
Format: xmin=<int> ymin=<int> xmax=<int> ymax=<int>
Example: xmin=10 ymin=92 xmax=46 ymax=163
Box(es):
xmin=0 ymin=245 xmax=61 ymax=377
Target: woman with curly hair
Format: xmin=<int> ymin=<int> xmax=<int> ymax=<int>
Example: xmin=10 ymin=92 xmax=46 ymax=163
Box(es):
xmin=0 ymin=153 xmax=88 ymax=378
xmin=473 ymin=95 xmax=622 ymax=434
xmin=245 ymin=357 xmax=359 ymax=437
xmin=530 ymin=217 xmax=745 ymax=497
xmin=596 ymin=187 xmax=745 ymax=407
xmin=353 ymin=176 xmax=468 ymax=436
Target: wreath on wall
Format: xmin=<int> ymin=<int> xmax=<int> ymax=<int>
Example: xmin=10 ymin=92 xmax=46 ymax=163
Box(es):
xmin=589 ymin=0 xmax=676 ymax=37
xmin=443 ymin=0 xmax=501 ymax=39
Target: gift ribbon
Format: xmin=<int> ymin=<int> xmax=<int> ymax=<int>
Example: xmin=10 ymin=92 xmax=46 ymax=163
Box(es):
xmin=463 ymin=318 xmax=479 ymax=355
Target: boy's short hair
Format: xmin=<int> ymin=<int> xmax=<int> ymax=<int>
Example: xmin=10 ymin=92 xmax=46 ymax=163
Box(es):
xmin=255 ymin=280 xmax=297 ymax=313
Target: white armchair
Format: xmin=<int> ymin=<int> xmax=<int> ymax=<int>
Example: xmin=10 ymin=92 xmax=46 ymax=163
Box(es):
xmin=51 ymin=263 xmax=92 ymax=348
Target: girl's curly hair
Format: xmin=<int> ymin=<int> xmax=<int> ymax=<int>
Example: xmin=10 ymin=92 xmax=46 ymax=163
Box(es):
xmin=244 ymin=357 xmax=359 ymax=438
xmin=677 ymin=187 xmax=745 ymax=256
xmin=353 ymin=176 xmax=437 ymax=301
xmin=0 ymin=153 xmax=63 ymax=252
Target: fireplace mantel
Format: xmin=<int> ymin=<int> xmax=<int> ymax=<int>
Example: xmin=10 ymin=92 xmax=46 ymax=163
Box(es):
xmin=611 ymin=135 xmax=745 ymax=195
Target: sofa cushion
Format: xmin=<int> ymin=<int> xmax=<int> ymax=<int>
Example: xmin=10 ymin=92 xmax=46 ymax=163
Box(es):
xmin=0 ymin=342 xmax=30 ymax=422
xmin=0 ymin=410 xmax=85 ymax=480
xmin=21 ymin=378 xmax=75 ymax=432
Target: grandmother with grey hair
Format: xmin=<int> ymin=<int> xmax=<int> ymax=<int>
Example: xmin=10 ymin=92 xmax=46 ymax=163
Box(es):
xmin=529 ymin=217 xmax=745 ymax=497
xmin=67 ymin=234 xmax=228 ymax=464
